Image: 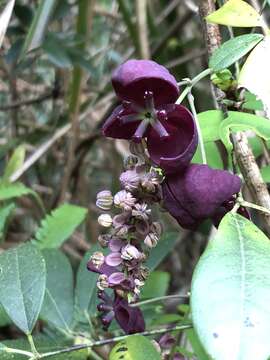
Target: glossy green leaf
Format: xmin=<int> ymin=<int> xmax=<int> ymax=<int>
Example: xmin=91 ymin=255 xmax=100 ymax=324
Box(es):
xmin=109 ymin=335 xmax=161 ymax=360
xmin=141 ymin=271 xmax=170 ymax=299
xmin=191 ymin=212 xmax=270 ymax=360
xmin=0 ymin=203 xmax=15 ymax=242
xmin=239 ymin=35 xmax=270 ymax=118
xmin=220 ymin=111 xmax=270 ymax=151
xmin=192 ymin=142 xmax=223 ymax=169
xmin=206 ymin=0 xmax=263 ymax=27
xmin=261 ymin=166 xmax=270 ymax=183
xmin=2 ymin=146 xmax=25 ymax=183
xmin=198 ymin=110 xmax=223 ymax=143
xmin=0 ymin=243 xmax=46 ymax=334
xmin=209 ymin=34 xmax=263 ymax=71
xmin=0 ymin=0 xmax=15 ymax=49
xmin=19 ymin=0 xmax=57 ymax=59
xmin=33 ymin=204 xmax=87 ymax=249
xmin=146 ymin=232 xmax=177 ymax=270
xmin=242 ymin=91 xmax=264 ymax=111
xmin=40 ymin=249 xmax=74 ymax=332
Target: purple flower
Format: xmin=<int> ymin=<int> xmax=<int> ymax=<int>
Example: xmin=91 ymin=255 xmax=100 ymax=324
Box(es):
xmin=97 ymin=292 xmax=145 ymax=334
xmin=102 ymin=59 xmax=198 ymax=174
xmin=162 ymin=164 xmax=242 ymax=229
xmin=113 ymin=295 xmax=145 ymax=334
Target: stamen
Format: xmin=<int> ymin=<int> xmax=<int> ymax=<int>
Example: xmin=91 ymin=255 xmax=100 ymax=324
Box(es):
xmin=144 ymin=91 xmax=155 ymax=112
xmin=152 ymin=120 xmax=170 ymax=139
xmin=132 ymin=119 xmax=149 ymax=142
xmin=121 ymin=114 xmax=141 ymax=124
xmin=156 ymin=109 xmax=168 ymax=122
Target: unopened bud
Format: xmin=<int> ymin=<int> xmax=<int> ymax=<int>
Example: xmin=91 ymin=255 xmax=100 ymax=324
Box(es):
xmin=98 ymin=214 xmax=112 ymax=227
xmin=114 ymin=190 xmax=136 ymax=211
xmin=98 ymin=234 xmax=110 ymax=247
xmin=144 ymin=232 xmax=159 ymax=248
xmin=90 ymin=251 xmax=105 ymax=268
xmin=96 ymin=190 xmax=113 ymax=210
xmin=121 ymin=244 xmax=141 ymax=260
xmin=123 ymin=155 xmax=138 ymax=170
xmin=120 ymin=170 xmax=141 ymax=191
xmin=97 ymin=274 xmax=109 ymax=290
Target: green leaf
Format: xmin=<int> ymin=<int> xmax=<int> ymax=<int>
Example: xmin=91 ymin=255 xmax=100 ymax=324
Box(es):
xmin=191 ymin=212 xmax=270 ymax=360
xmin=242 ymin=91 xmax=264 ymax=111
xmin=209 ymin=34 xmax=263 ymax=71
xmin=0 ymin=182 xmax=37 ymax=201
xmin=109 ymin=335 xmax=161 ymax=360
xmin=146 ymin=232 xmax=177 ymax=271
xmin=206 ymin=0 xmax=263 ymax=27
xmin=198 ymin=110 xmax=223 ymax=143
xmin=19 ymin=0 xmax=57 ymax=59
xmin=2 ymin=145 xmax=25 ymax=183
xmin=141 ymin=271 xmax=170 ymax=299
xmin=185 ymin=328 xmax=210 ymax=360
xmin=0 ymin=0 xmax=15 ymax=49
xmin=40 ymin=249 xmax=74 ymax=332
xmin=33 ymin=203 xmax=87 ymax=249
xmin=192 ymin=142 xmax=223 ymax=169
xmin=261 ymin=166 xmax=270 ymax=183
xmin=0 ymin=203 xmax=15 ymax=242
xmin=0 ymin=243 xmax=46 ymax=334
xmin=220 ymin=111 xmax=270 ymax=151
xmin=239 ymin=35 xmax=270 ymax=118
xmin=75 ymin=244 xmax=105 ymax=321
xmin=43 ymin=35 xmax=72 ymax=68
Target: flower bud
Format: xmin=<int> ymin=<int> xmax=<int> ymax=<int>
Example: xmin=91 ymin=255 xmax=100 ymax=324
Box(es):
xmin=98 ymin=214 xmax=113 ymax=227
xmin=120 ymin=170 xmax=141 ymax=191
xmin=121 ymin=244 xmax=141 ymax=260
xmin=114 ymin=190 xmax=136 ymax=211
xmin=144 ymin=232 xmax=159 ymax=248
xmin=98 ymin=234 xmax=110 ymax=248
xmin=97 ymin=274 xmax=109 ymax=290
xmin=96 ymin=190 xmax=113 ymax=210
xmin=90 ymin=251 xmax=105 ymax=268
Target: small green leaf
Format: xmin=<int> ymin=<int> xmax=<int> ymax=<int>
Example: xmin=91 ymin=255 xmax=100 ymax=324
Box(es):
xmin=109 ymin=335 xmax=161 ymax=360
xmin=0 ymin=203 xmax=15 ymax=243
xmin=146 ymin=232 xmax=177 ymax=270
xmin=19 ymin=0 xmax=57 ymax=60
xmin=220 ymin=111 xmax=270 ymax=151
xmin=33 ymin=203 xmax=87 ymax=249
xmin=0 ymin=0 xmax=15 ymax=49
xmin=0 ymin=182 xmax=37 ymax=201
xmin=3 ymin=145 xmax=25 ymax=183
xmin=261 ymin=166 xmax=270 ymax=183
xmin=40 ymin=249 xmax=74 ymax=331
xmin=239 ymin=35 xmax=270 ymax=118
xmin=209 ymin=34 xmax=263 ymax=71
xmin=141 ymin=271 xmax=170 ymax=299
xmin=242 ymin=91 xmax=264 ymax=111
xmin=0 ymin=243 xmax=46 ymax=334
xmin=206 ymin=0 xmax=263 ymax=27
xmin=198 ymin=110 xmax=223 ymax=143
xmin=191 ymin=212 xmax=270 ymax=360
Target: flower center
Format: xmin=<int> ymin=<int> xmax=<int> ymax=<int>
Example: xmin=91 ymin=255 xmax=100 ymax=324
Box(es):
xmin=120 ymin=91 xmax=170 ymax=142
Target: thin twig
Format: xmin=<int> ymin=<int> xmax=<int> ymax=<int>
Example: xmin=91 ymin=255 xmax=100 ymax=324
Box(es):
xmin=39 ymin=324 xmax=192 ymax=359
xmin=131 ymin=294 xmax=189 ymax=307
xmin=0 ymin=91 xmax=57 ymax=111
xmin=136 ymin=0 xmax=150 ymax=59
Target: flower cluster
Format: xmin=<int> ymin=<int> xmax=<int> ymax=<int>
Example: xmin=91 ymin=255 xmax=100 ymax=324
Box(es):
xmin=87 ymin=157 xmax=163 ymax=333
xmin=87 ymin=59 xmax=245 ymax=335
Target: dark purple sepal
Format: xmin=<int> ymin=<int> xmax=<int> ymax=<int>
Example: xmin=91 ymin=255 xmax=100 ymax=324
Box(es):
xmin=102 ymin=105 xmax=140 ymax=139
xmin=113 ymin=295 xmax=145 ymax=334
xmin=112 ymin=59 xmax=179 ymax=107
xmin=147 ymin=105 xmax=198 ymax=174
xmin=87 ymin=260 xmax=116 ymax=277
xmin=162 ymin=164 xmax=242 ymax=229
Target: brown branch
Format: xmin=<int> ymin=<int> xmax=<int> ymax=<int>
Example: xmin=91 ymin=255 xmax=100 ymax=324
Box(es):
xmin=199 ymin=0 xmax=270 ymax=232
xmin=0 ymin=91 xmax=58 ymax=111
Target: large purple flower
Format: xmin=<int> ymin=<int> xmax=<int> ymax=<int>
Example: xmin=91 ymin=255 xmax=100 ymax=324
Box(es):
xmin=103 ymin=59 xmax=198 ymax=174
xmin=162 ymin=164 xmax=242 ymax=229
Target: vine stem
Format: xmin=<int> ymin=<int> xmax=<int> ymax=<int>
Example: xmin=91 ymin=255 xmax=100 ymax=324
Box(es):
xmin=4 ymin=347 xmax=33 ymax=358
xmin=27 ymin=334 xmax=40 ymax=359
xmin=38 ymin=324 xmax=192 ymax=359
xmin=131 ymin=294 xmax=189 ymax=307
xmin=176 ymin=68 xmax=212 ymax=104
xmin=187 ymin=92 xmax=207 ymax=165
